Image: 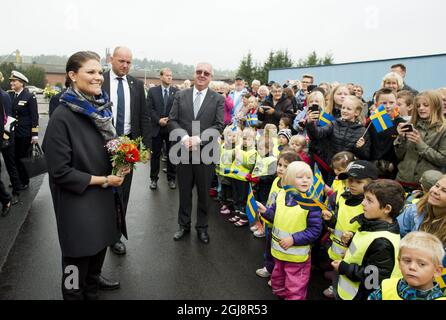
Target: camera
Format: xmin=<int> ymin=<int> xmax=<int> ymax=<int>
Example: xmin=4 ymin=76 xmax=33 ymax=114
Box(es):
xmin=307 ymin=85 xmax=317 ymax=93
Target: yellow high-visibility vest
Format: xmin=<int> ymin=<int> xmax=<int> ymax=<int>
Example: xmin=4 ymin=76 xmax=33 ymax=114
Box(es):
xmin=271 ymin=190 xmax=311 ymax=263
xmin=381 ymin=278 xmax=446 ymax=300
xmin=337 ymin=230 xmax=401 ymax=300
xmin=328 ymin=192 xmax=363 ymax=260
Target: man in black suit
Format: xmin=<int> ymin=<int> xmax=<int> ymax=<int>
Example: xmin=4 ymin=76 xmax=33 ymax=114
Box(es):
xmin=102 ymin=46 xmax=151 ymax=256
xmin=147 ymin=68 xmax=178 ymax=190
xmin=168 ymin=62 xmax=224 ymax=244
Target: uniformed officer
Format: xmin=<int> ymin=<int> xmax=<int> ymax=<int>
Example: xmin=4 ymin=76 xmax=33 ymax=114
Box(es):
xmin=9 ymin=70 xmax=39 ymax=188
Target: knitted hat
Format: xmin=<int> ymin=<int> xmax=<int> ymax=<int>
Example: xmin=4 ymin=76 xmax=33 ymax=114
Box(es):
xmin=278 ymin=129 xmax=292 ymax=142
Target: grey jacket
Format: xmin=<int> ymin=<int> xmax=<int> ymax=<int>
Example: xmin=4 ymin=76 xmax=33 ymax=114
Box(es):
xmin=395 ymin=120 xmax=446 ymax=183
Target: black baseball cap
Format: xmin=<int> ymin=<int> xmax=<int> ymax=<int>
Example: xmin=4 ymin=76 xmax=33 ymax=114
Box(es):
xmin=338 ymin=160 xmax=379 ymax=180
xmin=235 ymin=75 xmax=244 ymax=81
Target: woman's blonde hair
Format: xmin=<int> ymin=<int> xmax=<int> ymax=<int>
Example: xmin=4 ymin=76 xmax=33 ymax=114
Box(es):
xmin=399 ymin=231 xmax=445 ymax=265
xmin=307 ymin=91 xmax=326 ymax=112
xmin=381 ymin=72 xmax=404 ymax=91
xmin=417 ymin=175 xmax=446 ymax=244
xmin=282 ymin=161 xmax=313 ymax=189
xmin=411 ymin=90 xmax=446 ymax=132
xmin=326 ymin=84 xmax=348 ymax=115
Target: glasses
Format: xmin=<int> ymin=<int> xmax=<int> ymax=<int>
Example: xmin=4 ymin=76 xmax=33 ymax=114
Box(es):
xmin=196 ymin=70 xmax=211 ymax=77
xmin=271 ymin=90 xmax=282 ymax=94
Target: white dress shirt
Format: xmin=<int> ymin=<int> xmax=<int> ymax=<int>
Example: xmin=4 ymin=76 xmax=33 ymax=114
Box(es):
xmin=110 ymin=69 xmax=131 ymax=135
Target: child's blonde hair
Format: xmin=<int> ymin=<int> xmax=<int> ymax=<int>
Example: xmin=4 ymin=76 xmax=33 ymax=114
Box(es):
xmin=307 ymin=91 xmax=326 ymax=112
xmin=399 ymin=231 xmax=445 ymax=266
xmin=222 ymin=125 xmax=241 ymax=145
xmin=282 ymin=161 xmax=313 ymax=188
xmin=343 ymin=95 xmax=365 ymax=123
xmin=411 ymin=91 xmax=446 ymax=133
xmin=290 ymin=135 xmax=307 ymax=148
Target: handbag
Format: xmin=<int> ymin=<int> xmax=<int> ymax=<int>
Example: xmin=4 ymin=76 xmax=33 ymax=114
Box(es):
xmin=20 ymin=143 xmax=47 ymax=178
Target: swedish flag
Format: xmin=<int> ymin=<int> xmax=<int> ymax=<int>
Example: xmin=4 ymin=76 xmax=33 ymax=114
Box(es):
xmin=370 ymin=105 xmax=393 ymax=133
xmin=436 ymin=267 xmax=446 ymax=290
xmin=318 ymin=112 xmax=335 ymax=127
xmin=245 ymin=183 xmax=258 ymax=224
xmin=246 ymin=113 xmax=258 ymax=127
xmin=224 ymin=168 xmax=239 ymax=175
xmin=308 ymin=164 xmax=325 ymax=202
xmin=284 ymin=185 xmax=327 ymax=211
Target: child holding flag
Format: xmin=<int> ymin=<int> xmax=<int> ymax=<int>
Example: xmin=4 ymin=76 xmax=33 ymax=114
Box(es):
xmin=255 ymin=151 xmax=301 ymax=282
xmin=321 ymin=160 xmax=379 ymax=298
xmin=368 ymin=88 xmax=406 ymax=179
xmin=257 ymin=161 xmax=323 ymax=300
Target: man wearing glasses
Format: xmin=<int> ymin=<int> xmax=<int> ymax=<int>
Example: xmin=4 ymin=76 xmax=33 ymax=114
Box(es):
xmin=168 ymin=63 xmax=224 ymax=244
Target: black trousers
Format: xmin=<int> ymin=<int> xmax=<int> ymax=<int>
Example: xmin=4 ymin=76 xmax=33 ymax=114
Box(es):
xmin=1 ymin=140 xmax=22 ymax=194
xmin=177 ymin=163 xmax=214 ymax=231
xmin=231 ymin=179 xmax=249 ymax=212
xmin=14 ymin=136 xmax=31 ymax=186
xmin=150 ymin=128 xmax=176 ymax=182
xmin=0 ymin=158 xmax=11 ymax=206
xmin=61 ymin=248 xmax=107 ymax=300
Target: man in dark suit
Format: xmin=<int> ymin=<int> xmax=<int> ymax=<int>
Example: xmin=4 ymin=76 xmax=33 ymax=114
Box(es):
xmin=147 ymin=68 xmax=178 ymax=190
xmin=102 ymin=46 xmax=151 ymax=256
xmin=168 ymin=62 xmax=224 ymax=244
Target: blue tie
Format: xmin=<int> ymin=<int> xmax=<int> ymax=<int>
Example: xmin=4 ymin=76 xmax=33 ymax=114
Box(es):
xmin=116 ymin=77 xmax=125 ymax=136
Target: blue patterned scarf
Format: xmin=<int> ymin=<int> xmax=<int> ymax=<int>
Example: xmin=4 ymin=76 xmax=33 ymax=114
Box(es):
xmin=60 ymin=87 xmax=116 ymax=141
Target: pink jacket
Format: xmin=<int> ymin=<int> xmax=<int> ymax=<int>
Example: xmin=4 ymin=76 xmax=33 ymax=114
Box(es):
xmin=224 ymin=96 xmax=234 ymax=125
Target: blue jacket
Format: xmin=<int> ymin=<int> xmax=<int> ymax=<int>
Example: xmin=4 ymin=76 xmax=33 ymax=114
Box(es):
xmin=397 ymin=203 xmax=425 ymax=238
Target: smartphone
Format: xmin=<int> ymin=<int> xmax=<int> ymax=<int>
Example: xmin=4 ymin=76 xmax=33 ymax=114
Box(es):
xmin=402 ymin=123 xmax=413 ymax=132
xmin=309 ymin=104 xmax=319 ymax=112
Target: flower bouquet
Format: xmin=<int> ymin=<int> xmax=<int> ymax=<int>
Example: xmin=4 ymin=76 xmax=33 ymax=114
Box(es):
xmin=106 ymin=136 xmax=150 ymax=175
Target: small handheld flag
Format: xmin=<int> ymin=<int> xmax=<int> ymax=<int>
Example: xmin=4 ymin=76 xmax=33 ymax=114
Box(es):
xmin=308 ymin=163 xmax=325 ymax=202
xmin=246 ymin=113 xmax=258 ymax=127
xmin=318 ymin=112 xmax=335 ymax=127
xmin=245 ymin=183 xmax=258 ymax=225
xmin=370 ymin=105 xmax=393 ymax=133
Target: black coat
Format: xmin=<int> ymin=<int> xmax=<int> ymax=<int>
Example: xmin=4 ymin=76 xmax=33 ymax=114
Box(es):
xmin=369 ymin=116 xmax=406 ymax=162
xmin=42 ymin=106 xmax=124 ymax=258
xmin=307 ymin=118 xmax=371 ymax=162
xmin=147 ymin=85 xmax=178 ymax=137
xmin=258 ymin=94 xmax=294 ymax=128
xmin=337 ymin=215 xmax=400 ymax=300
xmin=9 ymin=88 xmax=39 ymax=138
xmin=102 ymin=72 xmax=152 ymax=149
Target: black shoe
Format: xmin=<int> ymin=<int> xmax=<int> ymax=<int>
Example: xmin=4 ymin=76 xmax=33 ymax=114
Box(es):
xmin=17 ymin=184 xmax=29 ymax=191
xmin=168 ymin=180 xmax=176 ymax=190
xmin=110 ymin=241 xmax=126 ymax=255
xmin=197 ymin=231 xmax=210 ymax=244
xmin=11 ymin=195 xmax=19 ymax=205
xmin=1 ymin=201 xmax=11 ymax=217
xmin=162 ymin=168 xmax=167 ymax=173
xmin=173 ymin=228 xmax=190 ymax=241
xmin=150 ymin=180 xmax=157 ymax=190
xmin=98 ymin=275 xmax=120 ymax=291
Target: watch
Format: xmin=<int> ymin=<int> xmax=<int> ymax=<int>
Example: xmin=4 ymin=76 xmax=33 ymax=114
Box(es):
xmin=101 ymin=176 xmax=109 ymax=188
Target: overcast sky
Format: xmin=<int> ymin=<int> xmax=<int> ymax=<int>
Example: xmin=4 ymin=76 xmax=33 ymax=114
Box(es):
xmin=2 ymin=0 xmax=445 ymax=70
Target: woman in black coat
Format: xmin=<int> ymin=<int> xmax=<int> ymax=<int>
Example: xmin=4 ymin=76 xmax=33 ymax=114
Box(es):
xmin=43 ymin=51 xmax=129 ymax=300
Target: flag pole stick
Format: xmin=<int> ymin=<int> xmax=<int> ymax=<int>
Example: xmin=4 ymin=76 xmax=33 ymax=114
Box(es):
xmin=361 ymin=121 xmax=373 ymax=139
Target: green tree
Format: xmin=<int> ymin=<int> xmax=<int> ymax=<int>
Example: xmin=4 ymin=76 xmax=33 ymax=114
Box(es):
xmin=298 ymin=51 xmax=334 ymax=67
xmin=22 ymin=65 xmax=46 ymax=88
xmin=256 ymin=49 xmax=294 ymax=84
xmin=0 ymin=62 xmax=16 ymax=90
xmin=236 ymin=52 xmax=255 ymax=84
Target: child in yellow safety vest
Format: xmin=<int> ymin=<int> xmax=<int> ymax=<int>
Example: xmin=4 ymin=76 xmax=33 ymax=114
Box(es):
xmin=254 ymin=151 xmax=302 ymax=282
xmin=332 ymin=179 xmax=405 ymax=300
xmin=368 ymin=231 xmax=446 ymax=300
xmin=321 ymin=160 xmax=378 ymax=299
xmin=228 ymin=127 xmax=257 ymax=227
xmin=257 ymin=161 xmax=323 ymax=300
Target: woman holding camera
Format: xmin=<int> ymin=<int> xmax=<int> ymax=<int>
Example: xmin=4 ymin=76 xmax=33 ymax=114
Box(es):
xmin=395 ymin=91 xmax=446 ymax=190
xmin=258 ymin=83 xmax=293 ymax=128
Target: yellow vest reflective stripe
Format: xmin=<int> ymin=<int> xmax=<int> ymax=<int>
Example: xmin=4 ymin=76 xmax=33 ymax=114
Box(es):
xmin=381 ymin=278 xmax=446 ymax=300
xmin=252 ymin=155 xmax=277 ymax=178
xmin=229 ymin=147 xmax=257 ymax=181
xmin=272 ymin=138 xmax=280 ymax=157
xmin=328 ymin=192 xmax=363 ymax=260
xmin=216 ymin=144 xmax=235 ymax=176
xmin=337 ymin=230 xmax=401 ymax=300
xmin=271 ymin=190 xmax=311 ymax=263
